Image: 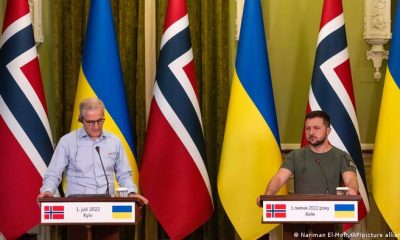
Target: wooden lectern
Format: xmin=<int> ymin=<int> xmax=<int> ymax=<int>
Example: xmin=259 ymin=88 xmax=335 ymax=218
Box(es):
xmin=260 ymin=194 xmax=362 ymax=240
xmin=38 ymin=197 xmax=141 ymax=240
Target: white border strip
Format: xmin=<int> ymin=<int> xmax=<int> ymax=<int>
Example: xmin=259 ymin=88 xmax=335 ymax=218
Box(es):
xmin=168 ymin=49 xmax=203 ymax=130
xmin=7 ymin=46 xmax=53 ymax=143
xmin=160 ymin=14 xmax=189 ymax=49
xmin=0 ymin=14 xmax=32 ymax=48
xmin=0 ymin=96 xmax=47 ymax=177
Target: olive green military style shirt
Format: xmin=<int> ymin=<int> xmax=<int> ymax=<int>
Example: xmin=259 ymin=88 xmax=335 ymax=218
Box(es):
xmin=281 ymin=146 xmax=356 ymax=195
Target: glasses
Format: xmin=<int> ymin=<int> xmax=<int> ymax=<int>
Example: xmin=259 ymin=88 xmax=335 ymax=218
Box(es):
xmin=83 ymin=118 xmax=105 ymax=126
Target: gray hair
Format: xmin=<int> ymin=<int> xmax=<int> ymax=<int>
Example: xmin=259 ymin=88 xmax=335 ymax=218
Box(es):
xmin=79 ymin=97 xmax=105 ymax=117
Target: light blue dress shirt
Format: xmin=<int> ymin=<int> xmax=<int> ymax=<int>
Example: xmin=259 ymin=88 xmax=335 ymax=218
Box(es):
xmin=40 ymin=128 xmax=137 ymax=196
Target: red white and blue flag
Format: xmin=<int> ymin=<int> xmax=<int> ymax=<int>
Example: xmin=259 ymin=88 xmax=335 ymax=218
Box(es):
xmin=0 ymin=0 xmax=53 ymax=239
xmin=266 ymin=204 xmax=286 ymax=218
xmin=44 ymin=206 xmax=64 ymax=220
xmin=302 ymin=0 xmax=369 ymax=229
xmin=140 ymin=0 xmax=213 ymax=239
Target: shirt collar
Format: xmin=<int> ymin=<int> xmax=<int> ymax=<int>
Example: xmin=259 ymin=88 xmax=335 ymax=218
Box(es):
xmin=77 ymin=127 xmax=108 ymax=140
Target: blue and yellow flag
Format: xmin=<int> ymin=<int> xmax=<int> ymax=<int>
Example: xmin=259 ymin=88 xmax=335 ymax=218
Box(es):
xmin=112 ymin=205 xmax=132 ymax=219
xmin=217 ymin=1 xmax=286 ymax=239
xmin=70 ymin=0 xmax=138 ymax=186
xmin=372 ymin=2 xmax=400 ymax=237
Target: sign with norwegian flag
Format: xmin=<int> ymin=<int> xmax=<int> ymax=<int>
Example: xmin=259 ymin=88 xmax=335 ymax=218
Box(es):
xmin=40 ymin=201 xmax=136 ymax=224
xmin=262 ymin=200 xmax=358 ymax=223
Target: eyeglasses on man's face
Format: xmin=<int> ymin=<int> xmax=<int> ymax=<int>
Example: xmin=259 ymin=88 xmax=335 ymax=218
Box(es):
xmin=83 ymin=118 xmax=105 ymax=126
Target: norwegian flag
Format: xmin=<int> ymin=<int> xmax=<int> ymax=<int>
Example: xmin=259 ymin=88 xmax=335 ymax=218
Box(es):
xmin=0 ymin=0 xmax=53 ymax=239
xmin=140 ymin=0 xmax=213 ymax=239
xmin=266 ymin=204 xmax=286 ymax=218
xmin=302 ymin=0 xmax=369 ymax=230
xmin=44 ymin=206 xmax=64 ymax=220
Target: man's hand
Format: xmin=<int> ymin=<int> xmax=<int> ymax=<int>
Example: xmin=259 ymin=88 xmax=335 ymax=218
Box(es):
xmin=346 ymin=188 xmax=358 ymax=195
xmin=128 ymin=193 xmax=149 ymax=206
xmin=38 ymin=191 xmax=53 ymax=198
xmin=37 ymin=191 xmax=53 ymax=206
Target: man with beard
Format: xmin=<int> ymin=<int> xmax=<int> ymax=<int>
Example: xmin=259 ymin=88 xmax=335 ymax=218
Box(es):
xmin=258 ymin=110 xmax=358 ymax=239
xmin=262 ymin=110 xmax=358 ymax=196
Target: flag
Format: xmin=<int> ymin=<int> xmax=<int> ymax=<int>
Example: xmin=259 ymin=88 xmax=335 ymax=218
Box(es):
xmin=266 ymin=204 xmax=287 ymax=218
xmin=44 ymin=206 xmax=64 ymax=220
xmin=217 ymin=0 xmax=286 ymax=239
xmin=302 ymin=0 xmax=369 ymax=229
xmin=112 ymin=205 xmax=132 ymax=219
xmin=334 ymin=204 xmax=355 ymax=218
xmin=70 ymin=0 xmax=139 ymax=186
xmin=140 ymin=0 xmax=213 ymax=238
xmin=0 ymin=0 xmax=54 ymax=238
xmin=372 ymin=2 xmax=400 ymax=237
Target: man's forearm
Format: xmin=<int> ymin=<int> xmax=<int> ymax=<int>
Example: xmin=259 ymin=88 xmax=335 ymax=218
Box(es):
xmin=265 ymin=177 xmax=283 ymax=195
xmin=347 ymin=177 xmax=359 ymax=194
xmin=342 ymin=171 xmax=359 ymax=194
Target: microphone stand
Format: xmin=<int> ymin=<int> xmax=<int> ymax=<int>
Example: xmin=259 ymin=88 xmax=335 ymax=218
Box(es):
xmin=315 ymin=159 xmax=329 ymax=194
xmin=95 ymin=146 xmax=110 ymax=196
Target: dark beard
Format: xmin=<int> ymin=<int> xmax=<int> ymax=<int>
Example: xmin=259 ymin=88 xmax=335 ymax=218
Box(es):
xmin=308 ymin=135 xmax=327 ymax=147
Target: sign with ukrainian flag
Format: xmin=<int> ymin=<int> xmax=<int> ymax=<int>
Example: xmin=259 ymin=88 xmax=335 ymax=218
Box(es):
xmin=262 ymin=201 xmax=358 ymax=223
xmin=40 ymin=201 xmax=136 ymax=224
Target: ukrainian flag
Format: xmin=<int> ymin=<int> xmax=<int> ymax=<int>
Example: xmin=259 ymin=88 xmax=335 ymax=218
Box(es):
xmin=372 ymin=2 xmax=400 ymax=237
xmin=217 ymin=1 xmax=286 ymax=239
xmin=112 ymin=205 xmax=132 ymax=219
xmin=334 ymin=204 xmax=355 ymax=218
xmin=70 ymin=0 xmax=138 ymax=186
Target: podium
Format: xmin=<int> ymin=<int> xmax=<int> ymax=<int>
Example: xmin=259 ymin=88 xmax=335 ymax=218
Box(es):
xmin=38 ymin=197 xmax=141 ymax=240
xmin=260 ymin=194 xmax=362 ymax=240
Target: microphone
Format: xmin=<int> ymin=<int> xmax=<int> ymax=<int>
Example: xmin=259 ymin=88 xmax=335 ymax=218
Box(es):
xmin=315 ymin=159 xmax=329 ymax=194
xmin=95 ymin=146 xmax=110 ymax=196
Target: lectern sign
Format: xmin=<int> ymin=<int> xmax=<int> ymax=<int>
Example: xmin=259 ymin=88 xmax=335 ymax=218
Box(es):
xmin=262 ymin=200 xmax=358 ymax=223
xmin=41 ymin=201 xmax=136 ymax=224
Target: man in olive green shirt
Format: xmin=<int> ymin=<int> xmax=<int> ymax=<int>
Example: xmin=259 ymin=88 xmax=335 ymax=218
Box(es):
xmin=281 ymin=145 xmax=356 ymax=195
xmin=258 ymin=110 xmax=358 ymax=240
xmin=263 ymin=110 xmax=358 ymax=196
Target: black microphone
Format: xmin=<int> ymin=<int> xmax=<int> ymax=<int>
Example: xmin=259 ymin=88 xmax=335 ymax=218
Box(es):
xmin=315 ymin=159 xmax=329 ymax=194
xmin=95 ymin=146 xmax=110 ymax=196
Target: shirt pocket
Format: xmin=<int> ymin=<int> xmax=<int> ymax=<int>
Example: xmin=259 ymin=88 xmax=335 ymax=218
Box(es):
xmin=104 ymin=151 xmax=118 ymax=171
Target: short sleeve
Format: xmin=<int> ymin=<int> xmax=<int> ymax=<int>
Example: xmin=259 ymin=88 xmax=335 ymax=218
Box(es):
xmin=340 ymin=152 xmax=357 ymax=173
xmin=281 ymin=151 xmax=295 ymax=172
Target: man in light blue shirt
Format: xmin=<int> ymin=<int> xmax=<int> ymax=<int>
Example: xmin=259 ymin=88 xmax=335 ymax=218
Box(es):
xmin=38 ymin=97 xmax=148 ymax=205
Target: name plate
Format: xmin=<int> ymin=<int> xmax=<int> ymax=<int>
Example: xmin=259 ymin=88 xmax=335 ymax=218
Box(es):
xmin=41 ymin=201 xmax=136 ymax=224
xmin=262 ymin=200 xmax=358 ymax=223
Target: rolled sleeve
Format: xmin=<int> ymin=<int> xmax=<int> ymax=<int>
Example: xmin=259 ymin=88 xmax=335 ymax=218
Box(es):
xmin=340 ymin=152 xmax=357 ymax=173
xmin=281 ymin=151 xmax=295 ymax=172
